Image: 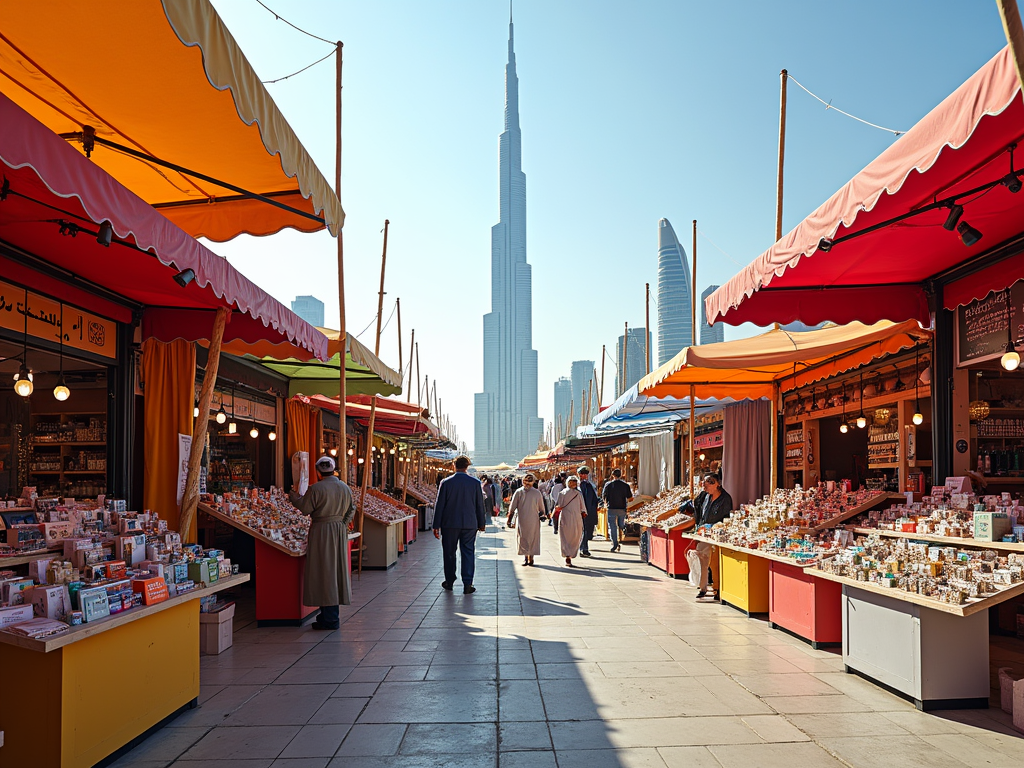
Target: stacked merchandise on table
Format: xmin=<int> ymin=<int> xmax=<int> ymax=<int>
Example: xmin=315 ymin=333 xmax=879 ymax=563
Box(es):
xmin=701 ymin=484 xmax=884 ymax=566
xmin=849 ymin=487 xmax=1023 ymax=543
xmin=0 ymin=489 xmax=107 ymax=558
xmin=626 ymin=485 xmax=694 ymax=530
xmin=201 ymin=488 xmax=311 ymax=554
xmin=0 ymin=504 xmax=235 ymax=636
xmin=816 ymin=532 xmax=1024 ymax=607
xmin=353 ymin=487 xmax=417 ymax=524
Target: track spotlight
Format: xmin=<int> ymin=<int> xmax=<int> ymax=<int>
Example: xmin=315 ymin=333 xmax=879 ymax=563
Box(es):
xmin=817 ymin=237 xmax=833 ymax=253
xmin=0 ymin=177 xmax=9 ymax=201
xmin=58 ymin=220 xmax=80 ymax=238
xmin=943 ymin=204 xmax=963 ymax=231
xmin=173 ymin=268 xmax=196 ymax=288
xmin=956 ymin=221 xmax=982 ymax=246
xmin=96 ymin=220 xmax=113 ymax=247
xmin=13 ymin=363 xmax=33 ymax=397
xmin=1004 ymin=173 xmax=1023 ymax=194
xmin=1002 ymin=340 xmax=1021 ymax=371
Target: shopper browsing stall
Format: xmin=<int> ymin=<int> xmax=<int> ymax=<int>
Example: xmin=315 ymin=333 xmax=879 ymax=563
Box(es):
xmin=288 ymin=455 xmax=355 ymax=629
xmin=679 ymin=472 xmax=734 ymax=600
xmin=507 ymin=473 xmax=544 ymax=566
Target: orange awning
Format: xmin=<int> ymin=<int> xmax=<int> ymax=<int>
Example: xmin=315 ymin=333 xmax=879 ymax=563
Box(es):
xmin=638 ymin=320 xmax=932 ymax=401
xmin=0 ymin=0 xmax=343 ymax=241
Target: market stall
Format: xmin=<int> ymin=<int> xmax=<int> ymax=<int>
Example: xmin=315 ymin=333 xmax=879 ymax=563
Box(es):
xmin=705 ymin=45 xmax=1024 ymax=708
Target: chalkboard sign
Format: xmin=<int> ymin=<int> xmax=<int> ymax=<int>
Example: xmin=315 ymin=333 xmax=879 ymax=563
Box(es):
xmin=956 ymin=281 xmax=1024 ymax=366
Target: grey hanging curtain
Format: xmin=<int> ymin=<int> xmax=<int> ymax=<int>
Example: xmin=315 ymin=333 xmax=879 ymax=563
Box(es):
xmin=722 ymin=399 xmax=771 ymax=507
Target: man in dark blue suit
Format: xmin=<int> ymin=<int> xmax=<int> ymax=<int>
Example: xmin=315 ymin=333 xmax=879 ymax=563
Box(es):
xmin=577 ymin=466 xmax=600 ymax=557
xmin=432 ymin=455 xmax=488 ymax=594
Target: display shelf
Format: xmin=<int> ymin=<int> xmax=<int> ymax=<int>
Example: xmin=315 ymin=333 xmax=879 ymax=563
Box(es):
xmin=0 ymin=573 xmax=250 ymax=653
xmin=806 ymin=567 xmax=1024 ymax=618
xmin=683 ymin=532 xmax=830 ymax=568
xmin=199 ymin=501 xmax=306 ymax=557
xmin=867 ymin=462 xmax=900 ymax=469
xmin=30 ymin=441 xmax=107 ymax=447
xmin=0 ymin=547 xmax=63 ymax=568
xmin=797 ymin=491 xmax=901 ymax=534
xmin=846 ymin=526 xmax=1024 ymax=553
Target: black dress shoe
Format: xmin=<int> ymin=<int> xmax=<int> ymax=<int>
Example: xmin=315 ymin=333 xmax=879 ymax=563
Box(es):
xmin=464 ymin=585 xmax=477 ymax=594
xmin=581 ymin=551 xmax=592 ymax=558
xmin=441 ymin=581 xmax=453 ymax=591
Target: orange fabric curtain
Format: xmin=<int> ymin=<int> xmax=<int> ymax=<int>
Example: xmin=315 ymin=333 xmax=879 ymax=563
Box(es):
xmin=141 ymin=338 xmax=196 ymax=536
xmin=309 ymin=408 xmax=322 ymax=462
xmin=286 ymin=399 xmax=310 ymax=461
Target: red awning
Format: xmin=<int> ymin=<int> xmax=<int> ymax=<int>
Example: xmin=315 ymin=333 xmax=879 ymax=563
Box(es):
xmin=707 ymin=46 xmax=1024 ymax=327
xmin=0 ymin=93 xmax=327 ymax=360
xmin=304 ymin=394 xmax=435 ymax=438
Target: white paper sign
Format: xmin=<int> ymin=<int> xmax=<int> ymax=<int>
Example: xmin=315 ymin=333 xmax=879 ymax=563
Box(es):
xmin=177 ymin=433 xmax=192 ymax=506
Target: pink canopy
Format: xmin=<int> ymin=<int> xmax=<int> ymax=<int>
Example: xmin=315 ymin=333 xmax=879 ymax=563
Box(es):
xmin=706 ymin=46 xmax=1024 ymax=327
xmin=0 ymin=92 xmax=327 ymax=360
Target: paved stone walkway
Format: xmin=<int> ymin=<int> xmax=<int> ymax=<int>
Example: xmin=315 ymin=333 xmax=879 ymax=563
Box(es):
xmin=111 ymin=524 xmax=1023 ymax=768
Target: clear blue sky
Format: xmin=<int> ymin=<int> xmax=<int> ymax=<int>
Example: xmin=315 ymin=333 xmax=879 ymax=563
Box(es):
xmin=207 ymin=0 xmax=1009 ymax=452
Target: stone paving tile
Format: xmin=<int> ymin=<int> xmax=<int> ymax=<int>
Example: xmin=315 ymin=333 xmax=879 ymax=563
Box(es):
xmin=110 ymin=525 xmax=1024 ymax=768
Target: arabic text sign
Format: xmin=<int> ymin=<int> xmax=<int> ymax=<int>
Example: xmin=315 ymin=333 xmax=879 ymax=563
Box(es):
xmin=0 ymin=279 xmax=117 ymax=360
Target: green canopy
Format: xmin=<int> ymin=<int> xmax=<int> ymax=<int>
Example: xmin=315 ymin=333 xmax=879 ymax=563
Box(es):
xmin=260 ymin=328 xmax=402 ymax=397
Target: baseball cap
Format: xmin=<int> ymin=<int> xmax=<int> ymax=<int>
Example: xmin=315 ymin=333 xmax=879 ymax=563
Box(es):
xmin=578 ymin=466 xmax=590 ymax=474
xmin=315 ymin=456 xmax=337 ymax=473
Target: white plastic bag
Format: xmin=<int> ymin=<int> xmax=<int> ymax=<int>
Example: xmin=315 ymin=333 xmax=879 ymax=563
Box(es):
xmin=686 ymin=548 xmax=708 ymax=587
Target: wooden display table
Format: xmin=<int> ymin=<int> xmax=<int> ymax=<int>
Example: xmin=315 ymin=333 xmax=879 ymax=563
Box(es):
xmin=680 ymin=533 xmax=771 ymax=615
xmin=645 ymin=525 xmax=697 ymax=578
xmin=768 ymin=560 xmax=842 ymax=648
xmin=0 ymin=573 xmax=249 ymax=768
xmin=405 ymin=515 xmax=418 ymax=546
xmin=198 ymin=503 xmax=359 ymax=626
xmin=362 ymin=516 xmax=413 ymax=569
xmin=808 ymin=567 xmax=1024 ymax=710
xmin=0 ymin=546 xmax=63 ymax=569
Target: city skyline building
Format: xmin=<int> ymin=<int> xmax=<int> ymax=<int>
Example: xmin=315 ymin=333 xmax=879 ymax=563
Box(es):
xmin=553 ymin=377 xmax=571 ymax=441
xmin=700 ymin=285 xmax=724 ymax=345
xmin=474 ymin=14 xmax=542 ymax=462
xmin=656 ymin=218 xmax=693 ymax=366
xmin=570 ymin=360 xmax=595 ymax=431
xmin=616 ymin=327 xmax=651 ymax=399
xmin=291 ymin=295 xmax=325 ymax=328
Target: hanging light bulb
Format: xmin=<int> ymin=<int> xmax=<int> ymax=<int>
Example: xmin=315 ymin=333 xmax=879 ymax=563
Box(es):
xmin=227 ymin=388 xmax=237 ymax=433
xmin=856 ymin=372 xmax=867 ymax=428
xmin=193 ymin=400 xmax=200 ymax=418
xmin=215 ymin=405 xmax=227 ymax=424
xmin=1002 ymin=341 xmax=1020 ymax=371
xmin=839 ymin=383 xmax=848 ymax=434
xmin=912 ymin=410 xmax=924 ymax=426
xmin=52 ymin=303 xmax=70 ymax=401
xmin=330 ymin=447 xmax=338 ymax=456
xmin=249 ymin=421 xmax=259 ymax=439
xmin=840 ymin=422 xmax=849 ymax=434
xmin=268 ymin=430 xmax=277 ymax=441
xmin=53 ymin=374 xmax=70 ymax=402
xmin=13 ymin=363 xmax=33 ymax=397
xmin=912 ymin=345 xmax=924 ymax=427
xmin=856 ymin=414 xmax=867 ymax=429
xmin=347 ymin=448 xmax=354 ymax=456
xmin=358 ymin=457 xmax=365 ymax=464
xmin=389 ymin=448 xmax=396 ymax=455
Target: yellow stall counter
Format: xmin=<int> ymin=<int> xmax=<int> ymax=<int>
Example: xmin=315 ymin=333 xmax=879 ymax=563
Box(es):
xmin=0 ymin=573 xmax=249 ymax=768
xmin=718 ymin=548 xmax=770 ymax=615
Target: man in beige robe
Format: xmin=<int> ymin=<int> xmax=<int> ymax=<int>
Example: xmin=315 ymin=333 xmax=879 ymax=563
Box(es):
xmin=289 ymin=455 xmax=355 ymax=630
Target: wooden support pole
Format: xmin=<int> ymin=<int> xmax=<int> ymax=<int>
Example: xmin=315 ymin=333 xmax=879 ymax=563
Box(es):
xmin=621 ymin=321 xmax=628 ymax=395
xmin=998 ymin=0 xmax=1024 ymax=92
xmin=396 ymin=297 xmax=402 ymax=381
xmin=691 ymin=220 xmax=698 ymax=346
xmin=335 ymin=41 xmax=348 ymax=475
xmin=599 ymin=344 xmax=606 ymax=408
xmin=645 ymin=282 xmax=651 ymax=375
xmin=775 ymin=69 xmax=788 ymax=243
xmin=374 ymin=220 xmax=390 ymax=357
xmin=180 ymin=305 xmax=229 ymax=542
xmin=689 ymin=384 xmax=696 ymax=490
xmin=415 ymin=343 xmax=421 ymax=407
xmin=406 ymin=330 xmax=415 ymax=402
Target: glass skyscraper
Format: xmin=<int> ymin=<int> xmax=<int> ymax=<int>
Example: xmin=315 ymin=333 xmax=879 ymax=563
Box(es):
xmin=570 ymin=360 xmax=595 ymax=431
xmin=474 ymin=15 xmax=542 ymax=462
xmin=657 ymin=219 xmax=693 ymax=365
xmin=615 ymin=327 xmax=651 ymax=398
xmin=553 ymin=377 xmax=571 ymax=441
xmin=700 ymin=285 xmax=725 ymax=345
xmin=291 ymin=295 xmax=325 ymax=328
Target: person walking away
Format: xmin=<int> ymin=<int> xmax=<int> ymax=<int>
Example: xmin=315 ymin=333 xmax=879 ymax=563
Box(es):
xmin=288 ymin=456 xmax=355 ymax=630
xmin=433 ymin=455 xmax=488 ymax=594
xmin=549 ymin=473 xmax=565 ymax=530
xmin=602 ymin=468 xmax=633 ymax=552
xmin=507 ymin=473 xmax=544 ymax=566
xmin=480 ymin=475 xmax=498 ymax=524
xmin=679 ymin=472 xmax=734 ymax=600
xmin=576 ymin=466 xmax=600 ymax=557
xmin=554 ymin=475 xmax=586 ymax=567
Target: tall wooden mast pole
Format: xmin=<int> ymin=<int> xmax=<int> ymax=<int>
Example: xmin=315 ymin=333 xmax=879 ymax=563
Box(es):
xmin=406 ymin=330 xmax=415 ymax=402
xmin=335 ymin=41 xmax=347 ymax=482
xmin=396 ymin=297 xmax=403 ymax=381
xmin=689 ymin=220 xmax=697 ymax=490
xmin=621 ymin=322 xmax=628 ymax=395
xmin=599 ymin=344 xmax=606 ymax=408
xmin=415 ymin=345 xmax=421 ymax=407
xmin=357 ymin=220 xmax=390 ymax=573
xmin=775 ymin=69 xmax=788 ymax=244
xmin=645 ymin=283 xmax=651 ymax=376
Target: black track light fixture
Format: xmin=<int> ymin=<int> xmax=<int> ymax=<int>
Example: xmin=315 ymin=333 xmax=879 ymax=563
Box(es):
xmin=956 ymin=221 xmax=983 ymax=247
xmin=0 ymin=177 xmax=9 ymax=201
xmin=96 ymin=220 xmax=113 ymax=247
xmin=173 ymin=268 xmax=196 ymax=288
xmin=943 ymin=204 xmax=963 ymax=231
xmin=1004 ymin=172 xmax=1022 ymax=194
xmin=817 ymin=237 xmax=833 ymax=253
